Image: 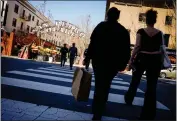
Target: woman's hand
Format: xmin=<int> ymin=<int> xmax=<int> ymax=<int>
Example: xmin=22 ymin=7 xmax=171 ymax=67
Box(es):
xmin=128 ymin=59 xmax=133 ymax=66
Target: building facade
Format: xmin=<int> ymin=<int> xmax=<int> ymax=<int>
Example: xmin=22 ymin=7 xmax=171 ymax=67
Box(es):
xmin=106 ymin=0 xmax=176 ymax=49
xmin=1 ymin=1 xmax=86 ymax=54
xmin=0 ymin=1 xmax=63 ymax=48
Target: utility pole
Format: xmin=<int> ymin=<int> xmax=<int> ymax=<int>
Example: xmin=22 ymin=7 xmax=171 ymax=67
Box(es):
xmin=43 ymin=0 xmax=46 ymax=16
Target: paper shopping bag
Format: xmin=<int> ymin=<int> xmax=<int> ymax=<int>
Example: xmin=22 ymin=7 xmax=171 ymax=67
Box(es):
xmin=71 ymin=68 xmax=92 ymax=102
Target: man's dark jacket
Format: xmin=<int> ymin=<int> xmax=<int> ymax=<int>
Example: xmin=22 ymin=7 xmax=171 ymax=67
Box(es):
xmin=85 ymin=21 xmax=131 ymax=72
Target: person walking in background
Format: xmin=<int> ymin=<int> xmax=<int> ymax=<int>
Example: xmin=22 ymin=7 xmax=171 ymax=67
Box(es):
xmin=83 ymin=7 xmax=130 ymax=120
xmin=69 ymin=43 xmax=78 ymax=70
xmin=1 ymin=29 xmax=4 ymax=53
xmin=60 ymin=44 xmax=69 ymax=67
xmin=125 ymin=9 xmax=164 ymax=120
xmin=84 ymin=48 xmax=90 ymax=71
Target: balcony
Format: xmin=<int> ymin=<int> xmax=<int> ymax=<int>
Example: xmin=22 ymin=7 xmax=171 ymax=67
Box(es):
xmin=19 ymin=14 xmax=29 ymax=21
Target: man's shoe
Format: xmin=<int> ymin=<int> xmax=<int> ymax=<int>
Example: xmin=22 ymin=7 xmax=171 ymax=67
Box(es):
xmin=92 ymin=115 xmax=101 ymax=120
xmin=124 ymin=95 xmax=132 ymax=106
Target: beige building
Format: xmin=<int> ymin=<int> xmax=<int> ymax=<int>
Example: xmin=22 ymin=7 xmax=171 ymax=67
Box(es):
xmin=106 ymin=0 xmax=176 ymax=49
xmin=1 ymin=1 xmax=86 ymax=53
xmin=0 ymin=0 xmax=61 ymax=46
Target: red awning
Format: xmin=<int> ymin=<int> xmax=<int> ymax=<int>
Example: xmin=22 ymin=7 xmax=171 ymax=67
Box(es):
xmin=44 ymin=41 xmax=54 ymax=47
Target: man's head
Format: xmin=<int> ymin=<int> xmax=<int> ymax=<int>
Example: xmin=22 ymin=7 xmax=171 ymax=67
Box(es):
xmin=72 ymin=43 xmax=75 ymax=47
xmin=107 ymin=7 xmax=120 ymax=22
xmin=64 ymin=44 xmax=67 ymax=47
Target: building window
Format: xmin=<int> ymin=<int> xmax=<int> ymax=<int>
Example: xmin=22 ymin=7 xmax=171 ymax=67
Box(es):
xmin=3 ymin=4 xmax=8 ymax=26
xmin=12 ymin=18 xmax=17 ymax=27
xmin=165 ymin=16 xmax=172 ymax=25
xmin=22 ymin=10 xmax=25 ymax=18
xmin=13 ymin=29 xmax=16 ymax=33
xmin=31 ymin=27 xmax=33 ymax=32
xmin=20 ymin=22 xmax=23 ymax=30
xmin=32 ymin=16 xmax=35 ymax=21
xmin=139 ymin=13 xmax=146 ymax=22
xmin=1 ymin=1 xmax=4 ymax=17
xmin=14 ymin=4 xmax=19 ymax=14
xmin=27 ymin=25 xmax=30 ymax=32
xmin=37 ymin=20 xmax=39 ymax=26
xmin=164 ymin=34 xmax=170 ymax=47
xmin=28 ymin=14 xmax=31 ymax=21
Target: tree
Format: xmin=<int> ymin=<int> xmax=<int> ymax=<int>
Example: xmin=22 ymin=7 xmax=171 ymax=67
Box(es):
xmin=77 ymin=15 xmax=95 ymax=51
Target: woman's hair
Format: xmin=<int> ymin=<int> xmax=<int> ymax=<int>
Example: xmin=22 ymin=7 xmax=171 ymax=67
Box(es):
xmin=145 ymin=9 xmax=158 ymax=25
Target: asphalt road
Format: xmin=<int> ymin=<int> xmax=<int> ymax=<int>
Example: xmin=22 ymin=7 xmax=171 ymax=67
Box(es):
xmin=1 ymin=57 xmax=176 ymax=120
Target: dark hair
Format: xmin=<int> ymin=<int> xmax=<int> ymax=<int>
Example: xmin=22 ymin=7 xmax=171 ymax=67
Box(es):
xmin=107 ymin=7 xmax=120 ymax=21
xmin=145 ymin=9 xmax=158 ymax=25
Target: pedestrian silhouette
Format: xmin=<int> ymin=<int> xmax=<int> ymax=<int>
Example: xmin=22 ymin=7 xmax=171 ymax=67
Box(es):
xmin=125 ymin=9 xmax=163 ymax=120
xmin=60 ymin=44 xmax=69 ymax=67
xmin=84 ymin=48 xmax=90 ymax=71
xmin=83 ymin=7 xmax=131 ymax=120
xmin=69 ymin=43 xmax=78 ymax=70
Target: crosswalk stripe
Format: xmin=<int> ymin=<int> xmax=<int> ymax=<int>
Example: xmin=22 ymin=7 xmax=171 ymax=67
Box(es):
xmin=46 ymin=66 xmax=123 ymax=81
xmin=39 ymin=67 xmax=74 ymax=74
xmin=1 ymin=77 xmax=169 ymax=110
xmin=46 ymin=66 xmax=76 ymax=72
xmin=27 ymin=69 xmax=127 ymax=85
xmin=7 ymin=70 xmax=143 ymax=92
xmin=46 ymin=66 xmax=94 ymax=74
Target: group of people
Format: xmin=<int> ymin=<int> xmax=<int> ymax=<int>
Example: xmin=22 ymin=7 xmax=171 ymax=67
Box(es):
xmin=60 ymin=43 xmax=78 ymax=70
xmin=60 ymin=43 xmax=91 ymax=70
xmin=82 ymin=7 xmax=167 ymax=120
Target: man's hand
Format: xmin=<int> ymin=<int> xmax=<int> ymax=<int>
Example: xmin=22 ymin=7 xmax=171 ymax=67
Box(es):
xmin=127 ymin=59 xmax=134 ymax=71
xmin=83 ymin=58 xmax=89 ymax=66
xmin=83 ymin=59 xmax=86 ymax=65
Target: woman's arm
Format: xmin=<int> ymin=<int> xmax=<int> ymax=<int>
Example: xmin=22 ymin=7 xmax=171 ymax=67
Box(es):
xmin=130 ymin=33 xmax=141 ymax=61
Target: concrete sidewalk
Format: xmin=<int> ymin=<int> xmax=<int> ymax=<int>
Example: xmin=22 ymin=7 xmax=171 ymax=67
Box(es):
xmin=1 ymin=98 xmax=127 ymax=121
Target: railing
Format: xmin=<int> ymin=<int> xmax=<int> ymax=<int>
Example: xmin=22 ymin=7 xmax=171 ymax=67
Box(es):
xmin=19 ymin=14 xmax=28 ymax=21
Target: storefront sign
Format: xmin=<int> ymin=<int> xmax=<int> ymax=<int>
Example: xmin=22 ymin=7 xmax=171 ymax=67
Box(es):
xmin=33 ymin=20 xmax=85 ymax=38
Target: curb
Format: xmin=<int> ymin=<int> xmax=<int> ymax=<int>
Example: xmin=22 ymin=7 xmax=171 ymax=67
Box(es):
xmin=1 ymin=55 xmax=91 ymax=68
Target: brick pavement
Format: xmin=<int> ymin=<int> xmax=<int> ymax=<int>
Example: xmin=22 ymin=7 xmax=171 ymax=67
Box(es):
xmin=1 ymin=98 xmax=127 ymax=120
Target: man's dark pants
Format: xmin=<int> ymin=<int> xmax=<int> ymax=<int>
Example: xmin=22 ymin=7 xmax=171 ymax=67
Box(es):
xmin=70 ymin=57 xmax=75 ymax=69
xmin=92 ymin=62 xmax=118 ymax=119
xmin=61 ymin=55 xmax=66 ymax=67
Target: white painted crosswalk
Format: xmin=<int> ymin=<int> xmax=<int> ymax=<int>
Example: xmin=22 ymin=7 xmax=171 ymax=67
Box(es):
xmin=1 ymin=65 xmax=170 ymax=118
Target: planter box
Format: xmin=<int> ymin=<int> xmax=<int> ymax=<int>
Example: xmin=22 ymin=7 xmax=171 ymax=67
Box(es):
xmin=49 ymin=57 xmax=53 ymax=62
xmin=37 ymin=55 xmax=43 ymax=61
xmin=43 ymin=55 xmax=49 ymax=61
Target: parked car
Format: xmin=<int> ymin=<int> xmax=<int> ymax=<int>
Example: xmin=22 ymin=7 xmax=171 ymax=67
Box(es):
xmin=143 ymin=65 xmax=176 ymax=79
xmin=160 ymin=66 xmax=176 ymax=79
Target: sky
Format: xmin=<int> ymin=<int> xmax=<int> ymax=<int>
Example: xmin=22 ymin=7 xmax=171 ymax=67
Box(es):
xmin=29 ymin=1 xmax=106 ymax=27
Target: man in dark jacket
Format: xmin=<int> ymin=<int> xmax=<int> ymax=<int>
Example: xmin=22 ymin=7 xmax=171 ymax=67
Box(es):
xmin=69 ymin=43 xmax=78 ymax=70
xmin=60 ymin=44 xmax=69 ymax=67
xmin=84 ymin=48 xmax=90 ymax=71
xmin=83 ymin=7 xmax=131 ymax=120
